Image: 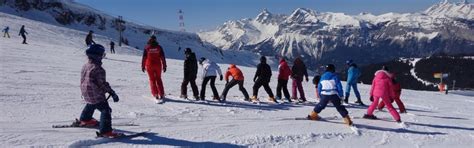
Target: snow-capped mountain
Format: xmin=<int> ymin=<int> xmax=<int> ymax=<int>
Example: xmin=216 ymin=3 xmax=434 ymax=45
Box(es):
xmin=0 ymin=0 xmax=230 ymax=62
xmin=199 ymin=0 xmax=474 ymax=69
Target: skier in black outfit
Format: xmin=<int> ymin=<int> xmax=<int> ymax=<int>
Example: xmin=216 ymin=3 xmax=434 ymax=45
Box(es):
xmin=85 ymin=30 xmax=96 ymax=46
xmin=251 ymin=56 xmax=277 ymax=103
xmin=19 ymin=25 xmax=28 ymax=44
xmin=109 ymin=41 xmax=115 ymax=54
xmin=180 ymin=48 xmax=199 ymax=100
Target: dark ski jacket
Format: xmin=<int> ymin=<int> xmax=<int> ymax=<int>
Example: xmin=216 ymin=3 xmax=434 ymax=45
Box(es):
xmin=19 ymin=27 xmax=27 ymax=36
xmin=253 ymin=57 xmax=272 ymax=82
xmin=291 ymin=58 xmax=308 ymax=80
xmin=183 ymin=52 xmax=198 ymax=80
xmin=85 ymin=33 xmax=95 ymax=45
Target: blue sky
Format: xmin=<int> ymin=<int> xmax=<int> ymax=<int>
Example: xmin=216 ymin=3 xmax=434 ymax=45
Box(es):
xmin=75 ymin=0 xmax=446 ymax=32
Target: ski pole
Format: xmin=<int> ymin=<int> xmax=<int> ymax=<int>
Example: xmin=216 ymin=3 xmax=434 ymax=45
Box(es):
xmin=106 ymin=94 xmax=112 ymax=101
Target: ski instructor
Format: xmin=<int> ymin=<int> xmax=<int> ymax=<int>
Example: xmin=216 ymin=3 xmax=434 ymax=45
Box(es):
xmin=142 ymin=35 xmax=167 ymax=102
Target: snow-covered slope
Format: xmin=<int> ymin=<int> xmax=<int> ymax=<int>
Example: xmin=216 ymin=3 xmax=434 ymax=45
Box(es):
xmin=0 ymin=0 xmax=234 ymax=63
xmin=1 ymin=12 xmax=474 ymax=147
xmin=199 ymin=1 xmax=474 ymax=69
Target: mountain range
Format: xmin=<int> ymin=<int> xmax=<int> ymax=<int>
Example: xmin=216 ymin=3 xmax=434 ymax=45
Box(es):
xmin=198 ymin=0 xmax=474 ymax=69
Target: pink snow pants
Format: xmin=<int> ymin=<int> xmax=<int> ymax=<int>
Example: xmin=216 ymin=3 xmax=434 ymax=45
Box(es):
xmin=367 ymin=96 xmax=400 ymax=121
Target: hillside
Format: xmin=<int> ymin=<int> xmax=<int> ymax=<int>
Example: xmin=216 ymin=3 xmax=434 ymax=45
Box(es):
xmin=0 ymin=0 xmax=266 ymax=66
xmin=1 ymin=12 xmax=474 ymax=147
xmin=356 ymin=56 xmax=474 ymax=91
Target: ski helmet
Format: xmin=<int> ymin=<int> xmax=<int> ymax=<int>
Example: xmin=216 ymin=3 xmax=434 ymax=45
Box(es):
xmin=86 ymin=44 xmax=105 ymax=57
xmin=325 ymin=64 xmax=336 ymax=72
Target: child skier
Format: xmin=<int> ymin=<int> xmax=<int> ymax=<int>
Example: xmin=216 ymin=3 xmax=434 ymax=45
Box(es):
xmin=364 ymin=66 xmax=402 ymax=123
xmin=79 ymin=44 xmax=122 ymax=138
xmin=199 ymin=57 xmax=223 ymax=101
xmin=220 ymin=64 xmax=250 ymax=102
xmin=377 ymin=73 xmax=406 ymax=113
xmin=142 ymin=35 xmax=167 ymax=102
xmin=345 ymin=60 xmax=364 ymax=106
xmin=307 ymin=64 xmax=353 ymax=126
xmin=291 ymin=57 xmax=309 ymax=102
xmin=276 ymin=57 xmax=292 ymax=102
xmin=180 ymin=48 xmax=199 ymax=100
xmin=252 ymin=56 xmax=277 ymax=103
xmin=3 ymin=26 xmax=10 ymax=38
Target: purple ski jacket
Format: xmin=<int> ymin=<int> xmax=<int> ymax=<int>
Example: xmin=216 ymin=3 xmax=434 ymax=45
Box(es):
xmin=80 ymin=59 xmax=113 ymax=104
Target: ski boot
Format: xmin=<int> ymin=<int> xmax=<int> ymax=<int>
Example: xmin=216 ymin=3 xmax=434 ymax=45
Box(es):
xmin=298 ymin=98 xmax=307 ymax=103
xmin=193 ymin=96 xmax=200 ymax=101
xmin=307 ymin=111 xmax=320 ymax=120
xmin=97 ymin=130 xmax=125 ymax=138
xmin=179 ymin=94 xmax=188 ymax=99
xmin=343 ymin=115 xmax=353 ymax=126
xmin=343 ymin=96 xmax=349 ymax=105
xmin=354 ymin=100 xmax=365 ymax=106
xmin=212 ymin=96 xmax=220 ymax=101
xmin=363 ymin=114 xmax=378 ymax=120
xmin=79 ymin=118 xmax=99 ymax=127
xmin=250 ymin=96 xmax=259 ymax=103
xmin=268 ymin=97 xmax=278 ymax=103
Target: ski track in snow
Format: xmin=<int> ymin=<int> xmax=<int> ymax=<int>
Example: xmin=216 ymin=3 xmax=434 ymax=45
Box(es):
xmin=1 ymin=12 xmax=474 ymax=147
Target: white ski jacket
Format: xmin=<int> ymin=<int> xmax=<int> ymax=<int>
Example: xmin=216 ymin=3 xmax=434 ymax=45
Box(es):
xmin=201 ymin=60 xmax=222 ymax=79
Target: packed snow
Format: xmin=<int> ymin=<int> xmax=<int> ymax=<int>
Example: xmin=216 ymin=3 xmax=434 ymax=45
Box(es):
xmin=1 ymin=12 xmax=474 ymax=148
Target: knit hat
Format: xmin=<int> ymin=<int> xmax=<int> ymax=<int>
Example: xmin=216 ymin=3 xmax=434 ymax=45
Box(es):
xmin=199 ymin=57 xmax=206 ymax=65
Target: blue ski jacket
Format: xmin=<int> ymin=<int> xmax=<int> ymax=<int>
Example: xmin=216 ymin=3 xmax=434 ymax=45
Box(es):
xmin=318 ymin=72 xmax=344 ymax=97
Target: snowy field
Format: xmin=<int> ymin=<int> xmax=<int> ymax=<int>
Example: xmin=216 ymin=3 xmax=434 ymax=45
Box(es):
xmin=1 ymin=13 xmax=474 ymax=147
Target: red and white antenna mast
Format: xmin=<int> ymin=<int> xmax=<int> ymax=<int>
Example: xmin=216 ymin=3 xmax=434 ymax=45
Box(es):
xmin=178 ymin=9 xmax=185 ymax=32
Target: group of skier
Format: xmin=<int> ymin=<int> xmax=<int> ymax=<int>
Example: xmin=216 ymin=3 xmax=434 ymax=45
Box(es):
xmin=76 ymin=35 xmax=407 ymax=138
xmin=2 ymin=25 xmax=28 ymax=44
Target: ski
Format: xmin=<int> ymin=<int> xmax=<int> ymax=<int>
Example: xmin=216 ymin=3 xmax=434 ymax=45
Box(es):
xmin=52 ymin=119 xmax=138 ymax=128
xmin=96 ymin=130 xmax=149 ymax=139
xmin=142 ymin=95 xmax=165 ymax=104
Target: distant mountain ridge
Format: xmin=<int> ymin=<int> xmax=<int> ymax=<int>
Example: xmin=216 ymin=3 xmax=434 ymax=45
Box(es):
xmin=199 ymin=0 xmax=474 ymax=69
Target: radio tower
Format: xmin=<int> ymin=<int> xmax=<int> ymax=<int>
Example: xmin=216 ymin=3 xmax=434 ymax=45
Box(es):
xmin=178 ymin=9 xmax=185 ymax=32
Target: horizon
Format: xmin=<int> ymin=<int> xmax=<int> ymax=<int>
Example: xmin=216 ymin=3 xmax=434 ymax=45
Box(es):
xmin=72 ymin=0 xmax=466 ymax=32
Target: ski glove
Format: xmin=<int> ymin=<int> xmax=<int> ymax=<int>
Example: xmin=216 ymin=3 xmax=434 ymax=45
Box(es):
xmin=219 ymin=75 xmax=223 ymax=81
xmin=369 ymin=96 xmax=374 ymax=102
xmin=142 ymin=67 xmax=145 ymax=73
xmin=110 ymin=91 xmax=119 ymax=102
xmin=305 ymin=77 xmax=309 ymax=82
xmin=163 ymin=67 xmax=167 ymax=73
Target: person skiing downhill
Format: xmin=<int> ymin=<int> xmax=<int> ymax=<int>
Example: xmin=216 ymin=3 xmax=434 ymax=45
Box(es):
xmin=3 ymin=26 xmax=10 ymax=38
xmin=345 ymin=60 xmax=364 ymax=105
xmin=276 ymin=57 xmax=292 ymax=102
xmin=180 ymin=48 xmax=199 ymax=100
xmin=79 ymin=44 xmax=123 ymax=138
xmin=364 ymin=66 xmax=402 ymax=123
xmin=199 ymin=57 xmax=223 ymax=101
xmin=376 ymin=72 xmax=407 ymax=113
xmin=291 ymin=57 xmax=309 ymax=102
xmin=85 ymin=30 xmax=96 ymax=46
xmin=19 ymin=25 xmax=27 ymax=44
xmin=220 ymin=64 xmax=250 ymax=102
xmin=142 ymin=35 xmax=167 ymax=102
xmin=307 ymin=64 xmax=353 ymax=126
xmin=251 ymin=56 xmax=277 ymax=103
